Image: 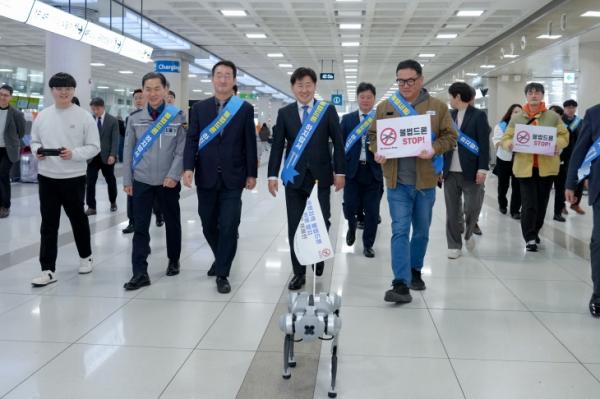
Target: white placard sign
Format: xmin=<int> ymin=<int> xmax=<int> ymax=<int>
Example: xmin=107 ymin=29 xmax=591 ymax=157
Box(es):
xmin=512 ymin=124 xmax=557 ymax=156
xmin=376 ymin=114 xmax=432 ymax=158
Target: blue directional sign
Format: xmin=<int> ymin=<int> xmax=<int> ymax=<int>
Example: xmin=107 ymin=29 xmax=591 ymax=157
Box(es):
xmin=320 ymin=73 xmax=335 ymax=80
xmin=155 ymin=60 xmax=181 ymax=73
xmin=331 ymin=94 xmax=343 ymax=106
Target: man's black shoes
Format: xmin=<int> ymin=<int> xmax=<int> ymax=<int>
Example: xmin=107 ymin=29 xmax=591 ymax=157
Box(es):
xmin=166 ymin=260 xmax=180 ymax=276
xmin=363 ymin=247 xmax=375 ymax=258
xmin=124 ymin=274 xmax=151 ymax=291
xmin=216 ymin=277 xmax=231 ymax=294
xmin=346 ymin=228 xmax=356 ymax=246
xmin=288 ymin=275 xmax=305 ymax=290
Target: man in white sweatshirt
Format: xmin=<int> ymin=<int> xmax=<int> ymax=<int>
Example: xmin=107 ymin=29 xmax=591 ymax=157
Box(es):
xmin=30 ymin=72 xmax=100 ymax=287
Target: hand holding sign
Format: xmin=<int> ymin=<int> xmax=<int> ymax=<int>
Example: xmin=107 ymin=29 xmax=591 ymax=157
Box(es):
xmin=512 ymin=124 xmax=557 ymax=156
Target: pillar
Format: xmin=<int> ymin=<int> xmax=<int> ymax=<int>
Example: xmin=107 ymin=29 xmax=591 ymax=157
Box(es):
xmin=578 ymin=42 xmax=600 ymax=114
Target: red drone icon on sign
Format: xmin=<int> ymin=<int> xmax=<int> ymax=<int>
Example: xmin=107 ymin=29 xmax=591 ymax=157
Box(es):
xmin=380 ymin=128 xmax=397 ymax=145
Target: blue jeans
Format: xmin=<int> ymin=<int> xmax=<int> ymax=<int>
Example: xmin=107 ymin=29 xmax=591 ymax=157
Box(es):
xmin=387 ymin=184 xmax=436 ymax=285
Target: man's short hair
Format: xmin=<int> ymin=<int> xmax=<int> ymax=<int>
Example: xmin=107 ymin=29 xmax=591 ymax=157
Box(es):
xmin=396 ymin=59 xmax=422 ymax=76
xmin=211 ymin=60 xmax=237 ymax=78
xmin=549 ymin=105 xmax=564 ymax=116
xmin=563 ymin=99 xmax=578 ymax=108
xmin=524 ymin=82 xmax=545 ymax=95
xmin=133 ymin=88 xmax=142 ymax=96
xmin=49 ymin=72 xmax=77 ymax=88
xmin=448 ymin=82 xmax=474 ymax=103
xmin=71 ymin=97 xmax=80 ymax=106
xmin=168 ymin=90 xmax=176 ymax=98
xmin=89 ymin=97 xmax=105 ymax=107
xmin=0 ymin=84 xmax=13 ymax=95
xmin=356 ymin=82 xmax=376 ymax=96
xmin=290 ymin=67 xmax=317 ymax=85
xmin=142 ymin=72 xmax=167 ymax=88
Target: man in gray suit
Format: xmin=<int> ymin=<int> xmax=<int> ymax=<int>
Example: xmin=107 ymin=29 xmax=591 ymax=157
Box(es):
xmin=85 ymin=97 xmax=119 ymax=215
xmin=0 ymin=85 xmax=25 ymax=218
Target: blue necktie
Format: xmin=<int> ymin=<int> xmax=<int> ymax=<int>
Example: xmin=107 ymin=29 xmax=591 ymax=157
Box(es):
xmin=302 ymin=105 xmax=309 ymax=123
xmin=97 ymin=117 xmax=102 ymax=131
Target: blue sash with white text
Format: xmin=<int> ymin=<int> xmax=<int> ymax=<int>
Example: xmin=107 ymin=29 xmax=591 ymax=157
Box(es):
xmin=197 ymin=96 xmax=245 ymax=152
xmin=281 ymin=101 xmax=330 ymax=185
xmin=499 ymin=121 xmax=508 ymax=133
xmin=388 ymin=92 xmax=443 ymax=174
xmin=344 ymin=110 xmax=376 ymax=154
xmin=453 ymin=122 xmax=480 ymax=156
xmin=569 ymin=116 xmax=582 ymax=132
xmin=132 ymin=104 xmax=180 ymax=169
xmin=578 ymin=135 xmax=600 ymax=183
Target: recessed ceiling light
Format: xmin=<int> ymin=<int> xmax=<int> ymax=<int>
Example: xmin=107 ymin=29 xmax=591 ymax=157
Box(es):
xmin=220 ymin=10 xmax=247 ymax=17
xmin=192 ymin=89 xmax=203 ymax=93
xmin=278 ymin=63 xmax=293 ymax=68
xmin=418 ymin=53 xmax=435 ymax=58
xmin=537 ymin=34 xmax=562 ymax=39
xmin=346 ymin=75 xmax=357 ymax=79
xmin=188 ymin=74 xmax=197 ymax=78
xmin=456 ymin=10 xmax=484 ymax=17
xmin=581 ymin=11 xmax=600 ymax=17
xmin=114 ymin=89 xmax=125 ymax=92
xmin=97 ymin=86 xmax=109 ymax=89
xmin=340 ymin=23 xmax=362 ymax=30
xmin=345 ymin=68 xmax=358 ymax=72
xmin=465 ymin=73 xmax=479 ymax=76
xmin=480 ymin=64 xmax=496 ymax=69
xmin=267 ymin=53 xmax=284 ymax=58
xmin=246 ymin=33 xmax=267 ymax=39
xmin=0 ymin=68 xmax=13 ymax=73
xmin=201 ymin=79 xmax=212 ymax=83
xmin=287 ymin=71 xmax=293 ymax=75
xmin=343 ymin=59 xmax=358 ymax=63
xmin=503 ymin=54 xmax=519 ymax=59
xmin=346 ymin=80 xmax=357 ymax=84
xmin=90 ymin=62 xmax=105 ymax=67
xmin=119 ymin=70 xmax=133 ymax=74
xmin=436 ymin=33 xmax=458 ymax=39
xmin=341 ymin=42 xmax=360 ymax=47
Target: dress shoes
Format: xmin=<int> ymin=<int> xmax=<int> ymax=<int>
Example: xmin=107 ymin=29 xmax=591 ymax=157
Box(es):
xmin=473 ymin=223 xmax=482 ymax=236
xmin=288 ymin=275 xmax=305 ymax=290
xmin=315 ymin=261 xmax=324 ymax=276
xmin=363 ymin=247 xmax=375 ymax=258
xmin=216 ymin=276 xmax=231 ymax=294
xmin=122 ymin=223 xmax=134 ymax=234
xmin=553 ymin=214 xmax=566 ymax=222
xmin=85 ymin=208 xmax=97 ymax=216
xmin=110 ymin=202 xmax=118 ymax=212
xmin=511 ymin=212 xmax=521 ymax=220
xmin=156 ymin=217 xmax=164 ymax=227
xmin=346 ymin=228 xmax=356 ymax=246
xmin=207 ymin=262 xmax=216 ymax=276
xmin=166 ymin=259 xmax=180 ymax=276
xmin=123 ymin=274 xmax=150 ymax=291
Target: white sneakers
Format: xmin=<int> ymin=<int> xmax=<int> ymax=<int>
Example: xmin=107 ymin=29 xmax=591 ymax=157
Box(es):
xmin=447 ymin=249 xmax=462 ymax=259
xmin=465 ymin=236 xmax=476 ymax=251
xmin=31 ymin=256 xmax=93 ymax=287
xmin=31 ymin=271 xmax=57 ymax=287
xmin=79 ymin=256 xmax=94 ymax=274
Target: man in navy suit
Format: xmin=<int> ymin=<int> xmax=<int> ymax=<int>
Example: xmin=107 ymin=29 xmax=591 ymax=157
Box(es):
xmin=566 ymin=103 xmax=600 ymax=317
xmin=183 ymin=60 xmax=257 ymax=294
xmin=341 ymin=82 xmax=383 ymax=258
xmin=444 ymin=82 xmax=490 ymax=259
xmin=267 ymin=67 xmax=345 ymax=290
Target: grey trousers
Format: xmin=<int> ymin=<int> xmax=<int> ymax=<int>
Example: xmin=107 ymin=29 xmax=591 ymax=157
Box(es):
xmin=592 ymin=200 xmax=600 ymax=296
xmin=444 ymin=172 xmax=484 ymax=249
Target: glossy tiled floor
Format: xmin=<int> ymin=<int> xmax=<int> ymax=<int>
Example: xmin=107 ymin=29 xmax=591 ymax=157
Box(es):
xmin=0 ymin=156 xmax=598 ymax=399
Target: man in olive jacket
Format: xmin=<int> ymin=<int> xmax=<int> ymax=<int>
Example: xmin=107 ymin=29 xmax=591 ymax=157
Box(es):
xmin=368 ymin=60 xmax=457 ymax=304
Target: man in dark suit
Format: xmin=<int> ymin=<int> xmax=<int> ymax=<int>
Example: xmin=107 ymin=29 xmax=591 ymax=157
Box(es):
xmin=85 ymin=97 xmax=119 ymax=215
xmin=566 ymin=103 xmax=600 ymax=317
xmin=267 ymin=67 xmax=345 ymax=290
xmin=183 ymin=60 xmax=257 ymax=294
xmin=342 ymin=82 xmax=383 ymax=258
xmin=0 ymin=84 xmax=25 ymax=218
xmin=444 ymin=82 xmax=490 ymax=259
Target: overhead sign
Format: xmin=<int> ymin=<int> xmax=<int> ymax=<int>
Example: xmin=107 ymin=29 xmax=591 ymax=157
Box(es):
xmin=155 ymin=60 xmax=181 ymax=73
xmin=120 ymin=37 xmax=153 ymax=63
xmin=331 ymin=94 xmax=343 ymax=106
xmin=563 ymin=72 xmax=575 ymax=84
xmin=27 ymin=1 xmax=87 ymax=41
xmin=239 ymin=92 xmax=257 ymax=100
xmin=376 ymin=114 xmax=432 ymax=159
xmin=320 ymin=73 xmax=335 ymax=80
xmin=81 ymin=23 xmax=124 ymax=54
xmin=512 ymin=124 xmax=556 ymax=156
xmin=0 ymin=0 xmax=35 ymax=23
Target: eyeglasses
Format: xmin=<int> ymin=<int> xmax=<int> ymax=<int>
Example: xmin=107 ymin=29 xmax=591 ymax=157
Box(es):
xmin=396 ymin=76 xmax=421 ymax=87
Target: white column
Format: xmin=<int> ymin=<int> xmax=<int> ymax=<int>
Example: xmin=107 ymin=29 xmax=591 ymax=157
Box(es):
xmin=493 ymin=77 xmax=525 ymax=123
xmin=578 ymin=42 xmax=600 ymax=114
xmin=44 ymin=32 xmax=92 ymax=108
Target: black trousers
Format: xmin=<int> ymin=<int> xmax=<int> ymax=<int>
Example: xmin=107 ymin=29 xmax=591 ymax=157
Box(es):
xmin=196 ymin=175 xmax=243 ymax=278
xmin=518 ymin=168 xmax=554 ymax=242
xmin=285 ymin=178 xmax=331 ymax=277
xmin=494 ymin=158 xmax=521 ymax=215
xmin=131 ymin=180 xmax=181 ymax=276
xmin=127 ymin=195 xmax=162 ymax=224
xmin=343 ymin=164 xmax=382 ymax=248
xmin=553 ymin=162 xmax=568 ymax=215
xmin=38 ymin=175 xmax=92 ymax=271
xmin=86 ymin=154 xmax=117 ymax=209
xmin=0 ymin=148 xmax=13 ymax=208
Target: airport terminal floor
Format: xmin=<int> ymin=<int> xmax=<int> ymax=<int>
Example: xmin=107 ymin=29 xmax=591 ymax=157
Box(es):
xmin=0 ymin=155 xmax=598 ymax=399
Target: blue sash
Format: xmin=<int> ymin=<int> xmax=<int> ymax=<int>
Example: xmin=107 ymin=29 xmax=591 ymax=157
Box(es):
xmin=499 ymin=121 xmax=508 ymax=133
xmin=578 ymin=135 xmax=600 ymax=183
xmin=132 ymin=104 xmax=180 ymax=169
xmin=344 ymin=110 xmax=376 ymax=154
xmin=387 ymin=92 xmax=443 ymax=174
xmin=569 ymin=116 xmax=582 ymax=132
xmin=281 ymin=101 xmax=330 ymax=185
xmin=453 ymin=122 xmax=480 ymax=156
xmin=198 ymin=96 xmax=245 ymax=152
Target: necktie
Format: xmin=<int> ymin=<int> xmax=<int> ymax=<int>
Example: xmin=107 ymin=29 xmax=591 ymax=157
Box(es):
xmin=217 ymin=100 xmax=223 ymax=114
xmin=97 ymin=117 xmax=102 ymax=131
xmin=302 ymin=105 xmax=309 ymax=123
xmin=360 ymin=114 xmax=368 ymax=161
xmin=150 ymin=110 xmax=158 ymax=120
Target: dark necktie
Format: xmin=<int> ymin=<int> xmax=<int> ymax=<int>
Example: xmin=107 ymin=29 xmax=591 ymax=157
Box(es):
xmin=97 ymin=117 xmax=102 ymax=131
xmin=150 ymin=110 xmax=158 ymax=120
xmin=362 ymin=114 xmax=368 ymax=155
xmin=302 ymin=105 xmax=309 ymax=123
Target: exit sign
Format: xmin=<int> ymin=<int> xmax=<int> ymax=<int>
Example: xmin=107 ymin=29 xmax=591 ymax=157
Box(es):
xmin=320 ymin=73 xmax=335 ymax=80
xmin=239 ymin=92 xmax=257 ymax=100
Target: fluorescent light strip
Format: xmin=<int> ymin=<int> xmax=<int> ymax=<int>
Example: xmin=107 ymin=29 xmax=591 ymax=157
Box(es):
xmin=340 ymin=23 xmax=362 ymax=30
xmin=537 ymin=34 xmax=562 ymax=39
xmin=436 ymin=33 xmax=458 ymax=39
xmin=343 ymin=59 xmax=358 ymax=63
xmin=419 ymin=53 xmax=435 ymax=58
xmin=221 ymin=10 xmax=247 ymax=17
xmin=278 ymin=63 xmax=293 ymax=68
xmin=581 ymin=11 xmax=600 ymax=17
xmin=267 ymin=53 xmax=284 ymax=58
xmin=456 ymin=10 xmax=484 ymax=17
xmin=246 ymin=33 xmax=267 ymax=39
xmin=90 ymin=62 xmax=105 ymax=67
xmin=341 ymin=42 xmax=360 ymax=47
